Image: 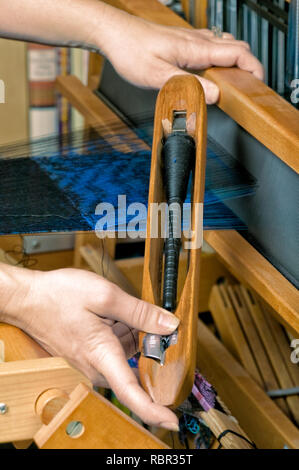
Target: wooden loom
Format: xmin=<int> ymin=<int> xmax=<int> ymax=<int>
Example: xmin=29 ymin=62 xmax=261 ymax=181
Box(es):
xmin=52 ymin=0 xmax=299 ymax=448
xmin=0 ymin=75 xmax=257 ymax=450
xmin=0 ymin=0 xmax=299 ymax=449
xmin=0 ymin=74 xmax=207 ymax=449
xmin=1 ymin=73 xmax=240 ymax=449
xmin=69 ymin=0 xmax=299 ymax=335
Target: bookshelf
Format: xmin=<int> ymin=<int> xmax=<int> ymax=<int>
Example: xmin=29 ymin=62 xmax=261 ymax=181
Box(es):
xmin=27 ymin=45 xmax=89 ymax=140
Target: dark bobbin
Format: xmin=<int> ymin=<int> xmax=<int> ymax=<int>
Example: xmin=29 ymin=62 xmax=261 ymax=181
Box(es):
xmin=162 ymin=132 xmax=196 ymax=312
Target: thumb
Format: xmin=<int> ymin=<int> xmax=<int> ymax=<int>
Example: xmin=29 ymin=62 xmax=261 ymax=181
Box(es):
xmin=101 ymin=285 xmax=180 ymax=335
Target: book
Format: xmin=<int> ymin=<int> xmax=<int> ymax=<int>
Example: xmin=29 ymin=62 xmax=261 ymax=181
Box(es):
xmin=57 ymin=47 xmax=71 ymax=136
xmin=27 ymin=43 xmax=58 ymax=139
xmin=70 ymin=48 xmax=85 ymax=131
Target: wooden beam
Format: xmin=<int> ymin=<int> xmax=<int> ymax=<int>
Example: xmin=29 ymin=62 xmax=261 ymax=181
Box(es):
xmin=235 ymin=285 xmax=290 ymax=415
xmin=80 ymin=243 xmax=138 ymax=297
xmin=116 ymin=251 xmax=234 ymax=310
xmin=202 ymin=66 xmax=299 ymax=174
xmin=181 ymin=0 xmax=208 ymax=28
xmin=228 ymin=285 xmax=276 ymax=389
xmin=34 ymin=383 xmax=168 ymax=449
xmin=103 ymin=0 xmax=299 ymax=173
xmin=261 ymin=305 xmax=299 ymax=426
xmin=197 ymin=318 xmax=299 ymax=449
xmin=209 ymin=284 xmax=264 ymax=387
xmin=200 ymin=408 xmax=254 ymax=449
xmin=0 ymin=358 xmax=90 ymax=443
xmin=204 ymin=230 xmax=299 ymax=334
xmin=104 ymin=0 xmax=188 ymax=27
xmin=0 ymin=235 xmax=74 ymax=271
xmin=209 ymin=283 xmax=290 ymax=415
xmin=0 ymin=324 xmax=48 ymax=363
xmin=56 ymin=75 xmax=147 ymax=153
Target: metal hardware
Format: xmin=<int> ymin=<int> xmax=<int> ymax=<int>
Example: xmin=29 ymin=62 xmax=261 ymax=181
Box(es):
xmin=143 ymin=331 xmax=178 ymax=365
xmin=267 ymin=386 xmax=299 ymax=399
xmin=23 ymin=233 xmax=75 ymax=254
xmin=172 ymin=110 xmax=187 ymax=133
xmin=0 ymin=403 xmax=8 ymax=415
xmin=66 ymin=420 xmax=84 ymax=438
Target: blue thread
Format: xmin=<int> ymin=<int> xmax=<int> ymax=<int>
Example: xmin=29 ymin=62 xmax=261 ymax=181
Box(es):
xmin=0 ymin=132 xmax=256 ymax=235
xmin=184 ymin=415 xmax=200 ymax=434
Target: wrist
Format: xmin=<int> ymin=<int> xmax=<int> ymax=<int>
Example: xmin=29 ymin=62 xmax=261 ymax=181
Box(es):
xmin=0 ymin=263 xmax=36 ymax=328
xmin=87 ymin=3 xmax=135 ymax=57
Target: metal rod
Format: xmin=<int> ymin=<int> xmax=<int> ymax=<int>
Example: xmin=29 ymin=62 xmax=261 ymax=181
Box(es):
xmin=267 ymin=386 xmax=299 ymax=398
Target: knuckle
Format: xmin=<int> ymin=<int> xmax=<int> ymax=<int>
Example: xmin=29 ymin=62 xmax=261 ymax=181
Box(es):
xmin=85 ymin=367 xmax=101 ymax=385
xmin=88 ymin=341 xmax=110 ymax=370
xmin=98 ymin=280 xmax=117 ymax=309
xmin=239 ymin=40 xmax=250 ymax=49
xmin=114 ymin=384 xmax=127 ymax=403
xmin=236 ymin=44 xmax=249 ymax=56
xmin=115 ymin=378 xmax=136 ymax=404
xmin=224 ymin=32 xmax=235 ymax=39
xmin=131 ymin=299 xmax=150 ymax=329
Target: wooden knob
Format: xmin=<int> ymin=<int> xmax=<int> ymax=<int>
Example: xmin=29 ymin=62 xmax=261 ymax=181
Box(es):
xmin=35 ymin=388 xmax=69 ymax=425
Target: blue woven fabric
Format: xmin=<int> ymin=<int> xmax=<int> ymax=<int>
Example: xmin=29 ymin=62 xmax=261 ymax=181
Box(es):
xmin=0 ymin=135 xmax=255 ymax=234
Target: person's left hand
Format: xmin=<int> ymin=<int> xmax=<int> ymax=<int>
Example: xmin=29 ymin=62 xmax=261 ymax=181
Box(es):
xmin=1 ymin=265 xmax=180 ymax=430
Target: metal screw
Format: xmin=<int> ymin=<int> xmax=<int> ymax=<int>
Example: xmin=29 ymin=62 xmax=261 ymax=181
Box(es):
xmin=0 ymin=403 xmax=8 ymax=414
xmin=31 ymin=240 xmax=40 ymax=249
xmin=66 ymin=420 xmax=84 ymax=438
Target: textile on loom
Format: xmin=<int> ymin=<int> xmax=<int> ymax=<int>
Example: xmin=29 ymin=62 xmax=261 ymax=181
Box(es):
xmin=0 ymin=126 xmax=257 ymax=235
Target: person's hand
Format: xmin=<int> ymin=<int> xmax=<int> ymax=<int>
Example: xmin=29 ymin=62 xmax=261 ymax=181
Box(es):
xmin=1 ymin=265 xmax=180 ymax=430
xmin=96 ymin=14 xmax=264 ymax=104
xmin=0 ymin=0 xmax=263 ymax=105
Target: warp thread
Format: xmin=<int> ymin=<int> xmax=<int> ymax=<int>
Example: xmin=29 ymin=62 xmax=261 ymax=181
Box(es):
xmin=0 ymin=125 xmax=257 ymax=235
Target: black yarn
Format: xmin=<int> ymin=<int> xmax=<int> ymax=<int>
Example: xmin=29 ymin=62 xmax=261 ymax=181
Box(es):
xmin=162 ymin=133 xmax=195 ymax=311
xmin=217 ymin=429 xmax=257 ymax=449
xmin=162 ymin=133 xmax=195 ymax=205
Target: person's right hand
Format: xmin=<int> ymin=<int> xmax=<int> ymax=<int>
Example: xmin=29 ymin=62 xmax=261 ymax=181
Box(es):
xmin=1 ymin=265 xmax=180 ymax=431
xmin=94 ymin=13 xmax=264 ymax=104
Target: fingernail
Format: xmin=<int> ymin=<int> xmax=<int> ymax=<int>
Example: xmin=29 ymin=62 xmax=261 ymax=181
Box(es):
xmin=160 ymin=421 xmax=180 ymax=432
xmin=158 ymin=312 xmax=180 ymax=331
